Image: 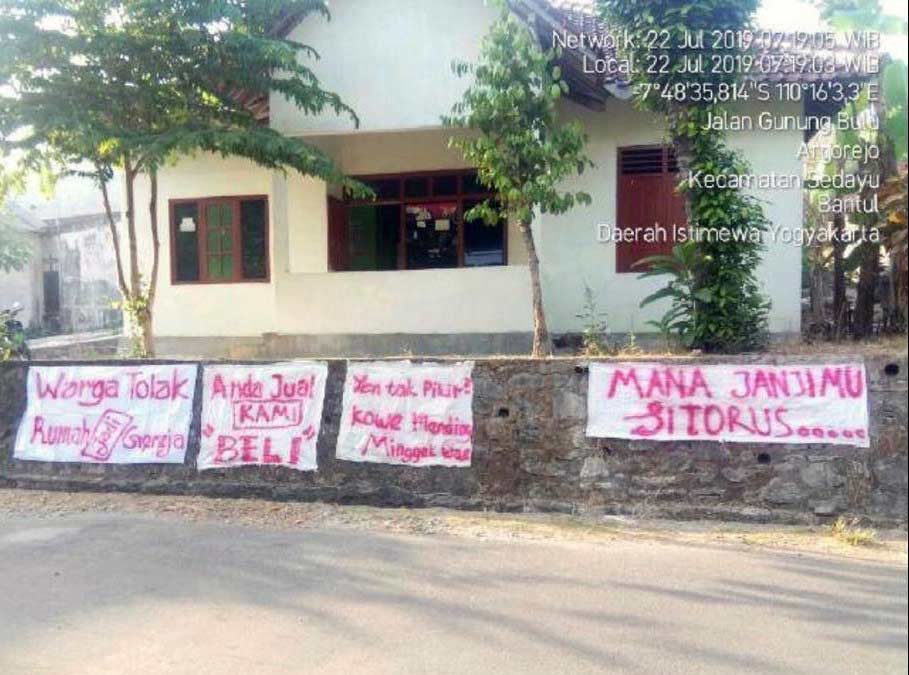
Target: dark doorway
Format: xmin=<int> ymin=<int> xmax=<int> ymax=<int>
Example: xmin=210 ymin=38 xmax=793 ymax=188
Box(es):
xmin=43 ymin=269 xmax=61 ymax=317
xmin=349 ymin=204 xmax=401 ymax=271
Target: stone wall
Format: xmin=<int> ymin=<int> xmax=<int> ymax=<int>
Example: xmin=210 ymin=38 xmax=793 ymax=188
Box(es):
xmin=1 ymin=354 xmax=906 ymax=524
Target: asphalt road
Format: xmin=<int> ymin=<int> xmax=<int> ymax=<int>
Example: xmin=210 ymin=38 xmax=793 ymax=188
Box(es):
xmin=0 ymin=514 xmax=906 ymax=674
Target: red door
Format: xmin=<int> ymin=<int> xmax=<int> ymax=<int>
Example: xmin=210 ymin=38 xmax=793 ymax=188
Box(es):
xmin=615 ymin=146 xmax=686 ymax=273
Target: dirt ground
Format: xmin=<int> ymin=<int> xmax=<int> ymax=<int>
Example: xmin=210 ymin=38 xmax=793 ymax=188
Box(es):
xmin=1 ymin=487 xmax=905 ymax=563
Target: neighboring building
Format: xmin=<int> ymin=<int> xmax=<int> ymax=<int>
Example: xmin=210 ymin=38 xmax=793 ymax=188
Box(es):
xmin=126 ymin=0 xmax=867 ymax=357
xmin=0 ymin=204 xmax=44 ymax=328
xmin=0 ymin=176 xmax=122 ymax=334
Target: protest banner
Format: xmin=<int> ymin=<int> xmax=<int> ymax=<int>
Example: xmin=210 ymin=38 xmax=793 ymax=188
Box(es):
xmin=336 ymin=361 xmax=474 ymax=466
xmin=587 ymin=362 xmax=869 ymax=447
xmin=14 ymin=364 xmax=197 ymax=463
xmin=198 ymin=362 xmax=328 ymax=470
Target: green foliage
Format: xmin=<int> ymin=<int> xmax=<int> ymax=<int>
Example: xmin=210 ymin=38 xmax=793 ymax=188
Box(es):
xmin=636 ymin=241 xmax=702 ymax=347
xmin=817 ymin=0 xmax=908 ymax=35
xmin=444 ymin=0 xmax=593 ymax=226
xmin=809 ymin=0 xmax=908 ymax=335
xmin=0 ymin=211 xmax=30 ymax=273
xmin=445 ymin=0 xmax=593 ymax=356
xmin=676 ymin=107 xmax=771 ymax=351
xmin=881 ymin=60 xmax=908 ymax=161
xmin=817 ymin=0 xmax=908 ymax=161
xmin=1 ymin=0 xmax=369 ymax=356
xmin=639 ymin=237 xmax=769 ymax=351
xmin=0 ymin=323 xmax=28 ymax=360
xmin=0 ymin=323 xmax=11 ymax=362
xmin=617 ymin=331 xmax=644 ymax=356
xmin=575 ymin=282 xmax=610 ymax=355
xmin=0 ymin=0 xmax=370 ymax=194
xmin=0 ymin=306 xmax=29 ymax=361
xmin=600 ymin=0 xmax=770 ymax=352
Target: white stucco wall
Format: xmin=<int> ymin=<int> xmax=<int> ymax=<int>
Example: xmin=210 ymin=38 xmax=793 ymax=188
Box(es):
xmin=129 ymin=128 xmax=532 ymax=338
xmin=539 ymin=97 xmax=803 ymax=336
xmin=270 ymin=0 xmax=497 ymax=135
xmin=128 ymin=156 xmax=278 ymax=337
xmin=131 ymin=0 xmax=805 ymax=343
xmin=727 ymin=101 xmax=804 ymax=334
xmin=137 ymin=93 xmax=803 ymax=341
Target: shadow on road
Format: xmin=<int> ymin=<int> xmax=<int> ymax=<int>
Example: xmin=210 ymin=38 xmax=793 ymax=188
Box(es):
xmin=1 ymin=514 xmax=905 ymax=673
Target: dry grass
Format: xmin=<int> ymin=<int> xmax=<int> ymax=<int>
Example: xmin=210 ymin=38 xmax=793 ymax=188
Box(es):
xmin=765 ymin=334 xmax=908 ymax=356
xmin=551 ymin=334 xmax=905 ymax=360
xmin=830 ymin=516 xmax=879 ymax=547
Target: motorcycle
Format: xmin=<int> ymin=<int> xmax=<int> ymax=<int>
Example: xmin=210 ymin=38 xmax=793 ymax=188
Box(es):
xmin=1 ymin=302 xmax=31 ymax=361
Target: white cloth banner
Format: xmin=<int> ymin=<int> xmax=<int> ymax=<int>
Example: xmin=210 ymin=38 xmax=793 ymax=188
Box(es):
xmin=14 ymin=364 xmax=198 ymax=463
xmin=586 ymin=362 xmax=870 ymax=447
xmin=198 ymin=362 xmax=328 ymax=471
xmin=336 ymin=361 xmax=474 ymax=467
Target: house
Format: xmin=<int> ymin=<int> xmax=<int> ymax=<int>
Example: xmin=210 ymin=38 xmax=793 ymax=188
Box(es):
xmin=0 ymin=176 xmax=122 ymax=335
xmin=128 ymin=0 xmax=867 ymax=358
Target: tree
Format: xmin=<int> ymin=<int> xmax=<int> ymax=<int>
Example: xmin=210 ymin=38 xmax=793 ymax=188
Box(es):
xmin=816 ymin=0 xmax=908 ymax=337
xmin=600 ymin=0 xmax=771 ymax=352
xmin=1 ymin=167 xmax=32 ymax=273
xmin=879 ymin=163 xmax=908 ymax=324
xmin=0 ymin=211 xmax=30 ymax=273
xmin=1 ymin=0 xmax=367 ymax=356
xmin=445 ymin=1 xmax=593 ymax=357
xmin=803 ymin=123 xmax=857 ymax=339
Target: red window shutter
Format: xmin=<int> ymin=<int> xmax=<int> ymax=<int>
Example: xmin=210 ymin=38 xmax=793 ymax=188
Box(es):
xmin=615 ymin=146 xmax=685 ymax=273
xmin=327 ymin=196 xmax=349 ymax=271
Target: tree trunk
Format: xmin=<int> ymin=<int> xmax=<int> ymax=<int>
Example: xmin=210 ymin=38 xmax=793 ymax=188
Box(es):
xmin=99 ymin=175 xmax=129 ymax=298
xmin=519 ymin=221 xmax=552 ymax=357
xmin=134 ymin=306 xmax=154 ymax=358
xmin=852 ymin=237 xmax=879 ymax=339
xmin=893 ymin=244 xmax=908 ymax=330
xmin=143 ymin=170 xmax=160 ymax=358
xmin=809 ymin=258 xmax=826 ymax=329
xmin=831 ymin=211 xmax=847 ymax=339
xmin=803 ymin=194 xmax=826 ymax=334
xmin=99 ymin=163 xmax=157 ymax=358
xmin=124 ymin=160 xmax=141 ymax=294
xmin=852 ymin=91 xmax=893 ymax=340
xmin=886 ymin=261 xmax=899 ymax=331
xmin=828 ymin=150 xmax=849 ymax=340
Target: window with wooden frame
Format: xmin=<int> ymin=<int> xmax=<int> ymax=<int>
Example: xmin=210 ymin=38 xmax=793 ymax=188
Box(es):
xmin=327 ymin=170 xmax=506 ymax=271
xmin=170 ymin=196 xmax=269 ymax=283
xmin=615 ymin=145 xmax=686 ymax=273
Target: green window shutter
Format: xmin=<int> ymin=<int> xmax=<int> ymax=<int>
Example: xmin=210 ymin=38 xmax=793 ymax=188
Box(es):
xmin=204 ymin=201 xmax=235 ymax=280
